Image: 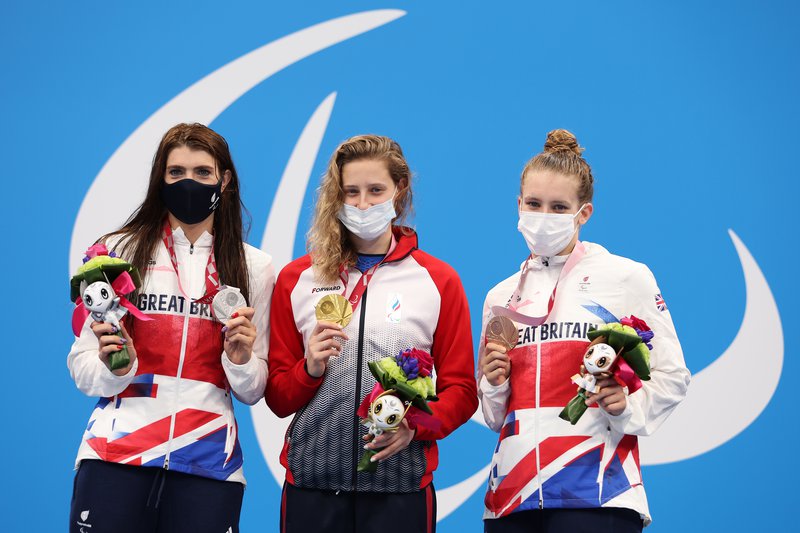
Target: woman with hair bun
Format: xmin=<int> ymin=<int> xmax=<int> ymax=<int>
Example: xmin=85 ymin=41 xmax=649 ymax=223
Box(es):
xmin=68 ymin=123 xmax=275 ymax=533
xmin=479 ymin=129 xmax=690 ymax=532
xmin=266 ymin=134 xmax=478 ymax=533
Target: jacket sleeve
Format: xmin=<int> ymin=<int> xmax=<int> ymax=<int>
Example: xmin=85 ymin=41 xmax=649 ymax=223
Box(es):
xmin=602 ymin=264 xmax=691 ymax=436
xmin=264 ymin=262 xmax=324 ymax=418
xmin=67 ymin=315 xmax=138 ymax=397
xmin=477 ymin=295 xmax=511 ymax=432
xmin=223 ymin=254 xmax=276 ymax=405
xmin=414 ymin=265 xmax=478 ymax=441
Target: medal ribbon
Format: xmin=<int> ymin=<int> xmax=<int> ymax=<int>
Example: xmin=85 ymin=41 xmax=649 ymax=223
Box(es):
xmin=338 ymin=235 xmax=397 ymax=312
xmin=490 ymin=241 xmax=586 ymax=326
xmin=162 ymin=220 xmax=220 ymax=303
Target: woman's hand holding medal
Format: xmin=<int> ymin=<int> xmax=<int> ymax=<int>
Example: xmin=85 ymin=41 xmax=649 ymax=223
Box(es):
xmin=213 ymin=287 xmax=257 ymax=365
xmin=222 ymin=307 xmax=257 ymax=365
xmin=482 ymin=316 xmax=518 ymax=387
xmin=308 ymin=295 xmax=353 ymax=378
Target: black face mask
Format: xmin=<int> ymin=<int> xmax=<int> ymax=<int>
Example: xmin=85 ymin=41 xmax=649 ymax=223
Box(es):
xmin=161 ymin=179 xmax=223 ymax=225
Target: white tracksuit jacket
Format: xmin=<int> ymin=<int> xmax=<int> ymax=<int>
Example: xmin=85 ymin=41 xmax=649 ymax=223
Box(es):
xmin=479 ymin=241 xmax=690 ymax=525
xmin=68 ymin=227 xmax=275 ymax=483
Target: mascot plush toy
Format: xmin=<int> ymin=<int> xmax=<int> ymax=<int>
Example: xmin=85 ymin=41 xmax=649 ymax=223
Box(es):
xmin=70 ymin=244 xmax=150 ymax=370
xmin=559 ymin=316 xmax=653 ymax=425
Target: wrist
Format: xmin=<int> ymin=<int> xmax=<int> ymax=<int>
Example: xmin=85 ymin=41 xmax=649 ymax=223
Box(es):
xmin=227 ymin=351 xmax=252 ymax=365
xmin=305 ymin=360 xmax=325 ymax=378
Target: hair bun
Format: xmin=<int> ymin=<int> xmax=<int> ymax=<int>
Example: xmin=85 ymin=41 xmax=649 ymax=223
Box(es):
xmin=543 ymin=129 xmax=584 ymax=156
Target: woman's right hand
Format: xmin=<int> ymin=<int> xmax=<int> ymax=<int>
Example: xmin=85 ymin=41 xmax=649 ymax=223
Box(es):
xmin=306 ymin=321 xmax=350 ymax=378
xmin=90 ymin=322 xmax=137 ymax=376
xmin=482 ymin=342 xmax=510 ymax=386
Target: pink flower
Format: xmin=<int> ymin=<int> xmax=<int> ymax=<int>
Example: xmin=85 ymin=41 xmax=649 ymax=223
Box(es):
xmin=621 ymin=315 xmax=650 ymax=332
xmin=85 ymin=243 xmax=109 ymax=258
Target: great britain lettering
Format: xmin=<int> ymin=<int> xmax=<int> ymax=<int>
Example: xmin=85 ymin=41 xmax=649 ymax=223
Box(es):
xmin=515 ymin=321 xmax=599 ymax=346
xmin=136 ymin=293 xmax=213 ymax=318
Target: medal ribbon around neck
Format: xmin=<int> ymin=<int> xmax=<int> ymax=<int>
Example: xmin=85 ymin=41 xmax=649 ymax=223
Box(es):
xmin=490 ymin=241 xmax=586 ymax=326
xmin=338 ymin=235 xmax=397 ymax=313
xmin=162 ymin=220 xmax=220 ymax=304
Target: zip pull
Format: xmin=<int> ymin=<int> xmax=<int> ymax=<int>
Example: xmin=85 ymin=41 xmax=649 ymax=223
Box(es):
xmin=539 ymin=498 xmax=543 ymax=510
xmin=163 ymin=458 xmax=170 ymax=470
xmin=189 ymin=243 xmax=194 ymax=255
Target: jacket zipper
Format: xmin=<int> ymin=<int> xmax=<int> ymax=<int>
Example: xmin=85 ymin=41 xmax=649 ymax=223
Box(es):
xmin=535 ymin=340 xmax=543 ymax=509
xmin=163 ymin=242 xmax=194 ymax=469
xmin=351 ymin=286 xmax=369 ymax=490
xmin=286 ymin=404 xmax=308 ymax=443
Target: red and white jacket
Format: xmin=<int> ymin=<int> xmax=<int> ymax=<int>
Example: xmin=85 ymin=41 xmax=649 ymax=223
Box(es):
xmin=479 ymin=242 xmax=690 ymax=525
xmin=68 ymin=227 xmax=275 ymax=484
xmin=266 ymin=228 xmax=478 ymax=493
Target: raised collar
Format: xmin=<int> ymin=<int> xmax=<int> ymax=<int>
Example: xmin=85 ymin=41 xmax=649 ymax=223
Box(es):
xmin=383 ymin=226 xmax=418 ymax=264
xmin=170 ymin=225 xmax=213 ymax=249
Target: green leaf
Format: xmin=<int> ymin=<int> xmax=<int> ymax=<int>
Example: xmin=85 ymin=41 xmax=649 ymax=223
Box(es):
xmin=606 ymin=329 xmax=642 ymax=352
xmin=109 ymin=346 xmax=131 ymax=371
xmin=559 ymin=393 xmax=588 ymax=425
xmin=357 ymin=449 xmax=379 ymax=473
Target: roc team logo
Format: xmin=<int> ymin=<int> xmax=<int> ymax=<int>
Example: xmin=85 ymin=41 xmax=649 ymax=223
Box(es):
xmin=70 ymin=10 xmax=784 ymax=524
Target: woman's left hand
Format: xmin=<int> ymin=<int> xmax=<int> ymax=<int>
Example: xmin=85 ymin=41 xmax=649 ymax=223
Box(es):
xmin=585 ymin=377 xmax=627 ymax=416
xmin=223 ymin=307 xmax=257 ymax=365
xmin=363 ymin=419 xmax=416 ymax=463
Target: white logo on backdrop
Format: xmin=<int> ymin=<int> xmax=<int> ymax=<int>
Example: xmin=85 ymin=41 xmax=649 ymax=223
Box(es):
xmin=69 ymin=10 xmax=783 ymax=521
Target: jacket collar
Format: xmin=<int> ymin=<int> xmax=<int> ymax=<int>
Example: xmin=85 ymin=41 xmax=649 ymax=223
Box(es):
xmin=170 ymin=225 xmax=213 ymax=249
xmin=384 ymin=226 xmax=418 ymax=264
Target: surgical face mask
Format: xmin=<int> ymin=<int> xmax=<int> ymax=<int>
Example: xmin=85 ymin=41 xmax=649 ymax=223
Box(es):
xmin=518 ymin=204 xmax=586 ymax=257
xmin=161 ymin=178 xmax=223 ymax=225
xmin=337 ymin=194 xmax=397 ymax=241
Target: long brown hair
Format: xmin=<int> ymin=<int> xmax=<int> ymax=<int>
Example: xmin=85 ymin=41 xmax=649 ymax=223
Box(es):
xmin=104 ymin=123 xmax=251 ymax=303
xmin=521 ymin=129 xmax=594 ymax=204
xmin=307 ymin=134 xmax=414 ymax=283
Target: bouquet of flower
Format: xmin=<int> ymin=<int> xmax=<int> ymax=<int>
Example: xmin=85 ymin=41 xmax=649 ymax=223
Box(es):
xmin=356 ymin=348 xmax=440 ymax=472
xmin=559 ymin=316 xmax=653 ymax=425
xmin=70 ymin=244 xmax=150 ymax=370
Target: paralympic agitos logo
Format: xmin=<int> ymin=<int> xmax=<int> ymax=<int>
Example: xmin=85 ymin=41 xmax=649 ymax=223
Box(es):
xmin=70 ymin=9 xmax=783 ymax=522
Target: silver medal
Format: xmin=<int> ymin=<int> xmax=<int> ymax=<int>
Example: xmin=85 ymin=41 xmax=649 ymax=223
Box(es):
xmin=212 ymin=286 xmax=247 ymax=323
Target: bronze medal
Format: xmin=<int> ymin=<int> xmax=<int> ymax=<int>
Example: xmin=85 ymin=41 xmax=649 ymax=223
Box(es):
xmin=315 ymin=294 xmax=353 ymax=328
xmin=486 ymin=316 xmax=518 ymax=350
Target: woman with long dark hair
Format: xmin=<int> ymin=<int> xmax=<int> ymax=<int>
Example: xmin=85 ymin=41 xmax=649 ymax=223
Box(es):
xmin=68 ymin=123 xmax=274 ymax=533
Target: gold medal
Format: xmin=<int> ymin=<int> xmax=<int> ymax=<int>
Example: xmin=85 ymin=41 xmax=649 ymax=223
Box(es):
xmin=315 ymin=294 xmax=353 ymax=328
xmin=486 ymin=316 xmax=518 ymax=351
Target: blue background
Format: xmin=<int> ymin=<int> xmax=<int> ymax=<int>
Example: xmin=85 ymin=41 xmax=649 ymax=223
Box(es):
xmin=1 ymin=1 xmax=797 ymax=530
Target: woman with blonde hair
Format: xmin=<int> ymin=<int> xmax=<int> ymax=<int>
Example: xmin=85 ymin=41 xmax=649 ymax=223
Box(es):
xmin=479 ymin=130 xmax=690 ymax=532
xmin=266 ymin=134 xmax=478 ymax=533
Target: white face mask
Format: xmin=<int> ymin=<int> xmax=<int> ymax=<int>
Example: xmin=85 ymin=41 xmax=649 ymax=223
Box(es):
xmin=337 ymin=194 xmax=397 ymax=241
xmin=518 ymin=204 xmax=586 ymax=257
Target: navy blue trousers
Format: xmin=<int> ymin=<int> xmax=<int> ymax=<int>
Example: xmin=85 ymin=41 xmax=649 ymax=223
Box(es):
xmin=281 ymin=481 xmax=436 ymax=533
xmin=69 ymin=459 xmax=244 ymax=533
xmin=484 ymin=507 xmax=643 ymax=533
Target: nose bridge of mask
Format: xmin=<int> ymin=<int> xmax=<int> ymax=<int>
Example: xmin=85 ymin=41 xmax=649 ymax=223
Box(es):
xmin=352 ymin=186 xmax=398 ymax=215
